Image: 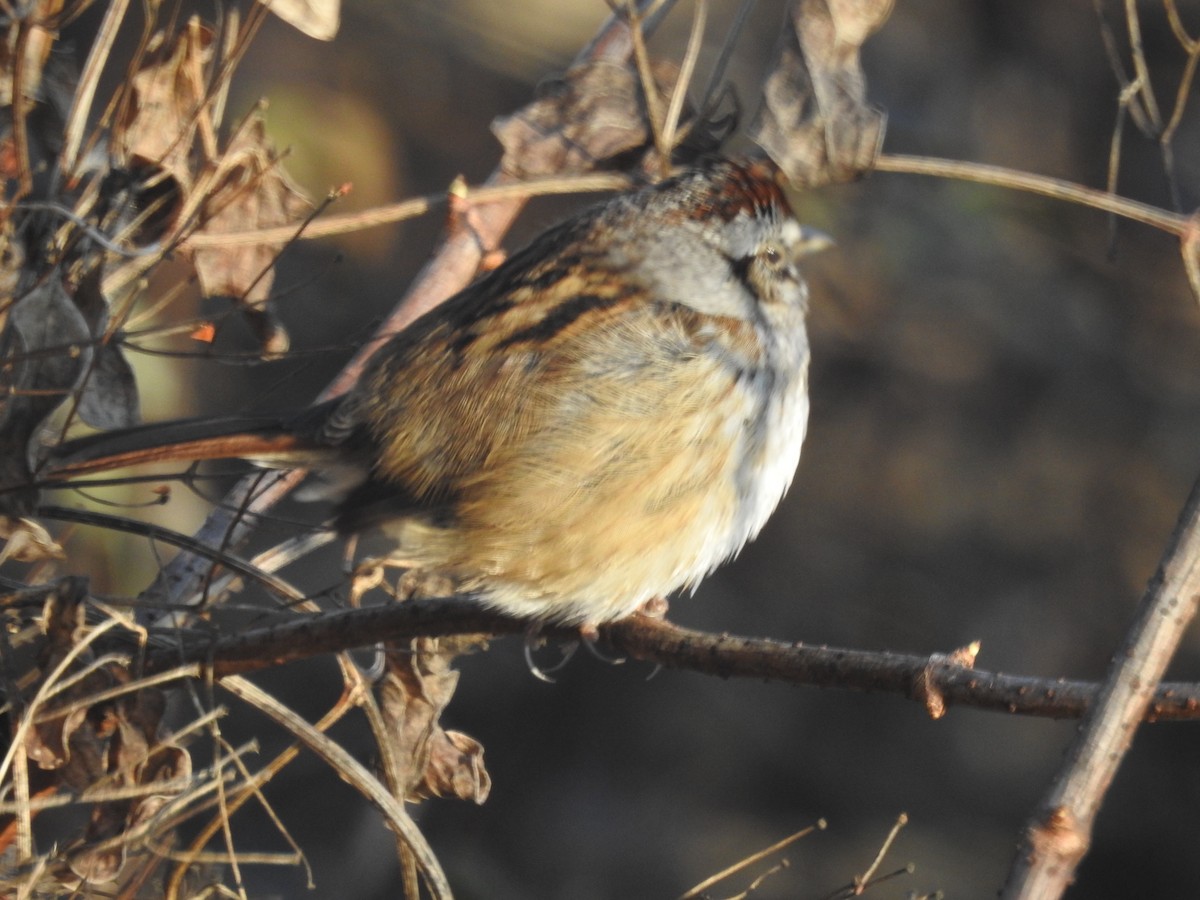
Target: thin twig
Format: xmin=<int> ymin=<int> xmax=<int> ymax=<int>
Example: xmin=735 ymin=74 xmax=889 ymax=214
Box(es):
xmin=679 ymin=819 xmax=826 ymax=899
xmin=58 ymin=0 xmax=131 ymax=178
xmin=623 ymin=0 xmax=669 ymax=174
xmin=218 ymin=675 xmax=453 ymax=900
xmin=698 ymin=0 xmax=757 ymax=116
xmin=171 ymin=696 xmax=355 ymax=894
xmin=660 ymin=0 xmax=707 ymax=162
xmin=181 ymin=172 xmax=633 ymax=248
xmin=854 ymin=813 xmax=907 ymax=893
xmin=1122 ymin=0 xmax=1162 ymax=128
xmin=10 ymin=19 xmax=33 ymax=200
xmin=37 ymin=505 xmax=310 ymax=605
xmin=873 ymin=153 xmax=1184 ymax=234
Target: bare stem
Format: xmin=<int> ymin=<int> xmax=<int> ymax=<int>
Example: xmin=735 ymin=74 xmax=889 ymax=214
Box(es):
xmin=874 ymin=153 xmax=1184 ymax=235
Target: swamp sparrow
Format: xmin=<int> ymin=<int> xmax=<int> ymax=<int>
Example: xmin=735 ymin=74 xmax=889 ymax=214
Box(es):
xmin=47 ymin=158 xmax=830 ymax=626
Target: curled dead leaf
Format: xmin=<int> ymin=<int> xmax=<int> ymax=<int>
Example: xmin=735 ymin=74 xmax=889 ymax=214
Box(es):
xmin=379 ymin=636 xmax=492 ymax=805
xmin=115 ymin=21 xmax=215 ymax=191
xmin=0 ymin=515 xmax=64 ymax=562
xmin=184 ymin=112 xmax=310 ymax=357
xmin=750 ymin=0 xmax=893 ymax=187
xmin=0 ymin=270 xmax=138 ymax=513
xmin=259 ymin=0 xmax=342 ymax=41
xmin=493 ymin=59 xmax=676 ymax=178
xmin=420 ymin=728 xmax=491 ymax=804
xmin=0 ymin=215 xmax=24 ymax=302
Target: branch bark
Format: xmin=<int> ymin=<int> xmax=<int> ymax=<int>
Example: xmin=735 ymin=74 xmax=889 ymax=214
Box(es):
xmin=129 ymin=601 xmax=1200 ymax=723
xmin=1000 ymin=471 xmax=1200 ymax=898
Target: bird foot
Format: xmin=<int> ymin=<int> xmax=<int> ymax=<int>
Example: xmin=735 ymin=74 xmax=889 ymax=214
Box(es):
xmin=635 ymin=595 xmax=670 ymax=619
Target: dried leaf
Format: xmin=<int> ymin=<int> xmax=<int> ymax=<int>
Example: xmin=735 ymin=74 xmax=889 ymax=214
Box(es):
xmin=71 ymin=266 xmax=139 ymax=430
xmin=39 ymin=576 xmax=88 ymax=662
xmin=69 ymin=840 xmax=125 ymax=885
xmin=0 ymin=515 xmax=64 ymax=562
xmin=750 ymin=0 xmax=893 ymax=187
xmin=379 ymin=636 xmax=491 ymax=804
xmin=0 ymin=276 xmax=91 ymax=514
xmin=0 ymin=276 xmax=92 ymax=441
xmin=259 ymin=0 xmax=342 ymax=41
xmin=492 ymin=59 xmax=670 ymax=178
xmin=66 ymin=685 xmax=186 ymax=885
xmin=115 ymin=22 xmax=215 ymax=190
xmin=75 ymin=344 xmax=139 ymax=429
xmin=421 ymin=729 xmax=491 ymax=804
xmin=27 ymin=582 xmax=99 ymax=771
xmin=185 ymin=112 xmax=310 ymax=357
xmin=12 ymin=581 xmax=191 ymax=886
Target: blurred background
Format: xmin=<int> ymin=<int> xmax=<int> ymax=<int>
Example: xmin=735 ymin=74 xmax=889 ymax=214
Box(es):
xmin=52 ymin=0 xmax=1200 ymax=897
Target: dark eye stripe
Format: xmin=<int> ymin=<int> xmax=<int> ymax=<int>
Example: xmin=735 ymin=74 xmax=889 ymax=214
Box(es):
xmin=724 ymin=252 xmax=755 ymax=294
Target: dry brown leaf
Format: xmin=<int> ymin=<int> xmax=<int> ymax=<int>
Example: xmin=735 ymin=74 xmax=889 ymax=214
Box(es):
xmin=259 ymin=0 xmax=342 ymax=41
xmin=492 ymin=59 xmax=673 ymax=178
xmin=114 ymin=21 xmax=215 ymax=192
xmin=185 ymin=112 xmax=311 ymax=357
xmin=17 ymin=584 xmax=192 ymax=885
xmin=67 ymin=687 xmax=188 ymax=884
xmin=421 ymin=729 xmax=491 ymax=804
xmin=750 ymin=0 xmax=893 ymax=186
xmin=0 ymin=516 xmax=64 ymax=562
xmin=379 ymin=636 xmax=491 ymax=804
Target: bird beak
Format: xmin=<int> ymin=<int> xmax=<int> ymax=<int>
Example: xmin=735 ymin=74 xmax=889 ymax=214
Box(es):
xmin=796 ymin=226 xmax=834 ymax=257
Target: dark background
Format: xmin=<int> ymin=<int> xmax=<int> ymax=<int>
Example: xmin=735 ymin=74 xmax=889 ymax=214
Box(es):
xmin=56 ymin=1 xmax=1200 ymax=897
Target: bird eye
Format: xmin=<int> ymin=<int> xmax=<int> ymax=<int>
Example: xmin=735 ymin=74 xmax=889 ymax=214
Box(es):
xmin=762 ymin=244 xmax=783 ymax=266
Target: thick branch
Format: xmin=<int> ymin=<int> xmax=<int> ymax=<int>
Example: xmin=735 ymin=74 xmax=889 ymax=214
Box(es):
xmin=1001 ymin=472 xmax=1200 ymax=898
xmin=134 ymin=601 xmax=1200 ymax=722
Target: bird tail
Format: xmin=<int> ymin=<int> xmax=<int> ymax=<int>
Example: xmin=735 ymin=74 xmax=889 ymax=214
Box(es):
xmin=46 ymin=414 xmax=314 ymax=478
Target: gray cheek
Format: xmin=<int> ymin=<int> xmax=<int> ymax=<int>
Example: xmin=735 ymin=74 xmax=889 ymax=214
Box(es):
xmin=644 ymin=246 xmax=760 ymax=322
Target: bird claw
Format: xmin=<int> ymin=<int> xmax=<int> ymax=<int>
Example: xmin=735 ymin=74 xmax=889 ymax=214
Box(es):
xmin=523 ymin=629 xmax=578 ymax=683
xmin=522 ymin=620 xmax=628 ymax=680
